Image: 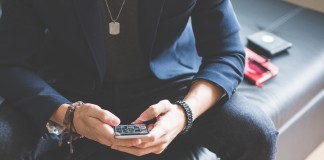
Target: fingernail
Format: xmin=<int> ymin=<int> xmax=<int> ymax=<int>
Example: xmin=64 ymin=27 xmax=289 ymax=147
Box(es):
xmin=111 ymin=119 xmax=120 ymax=126
xmin=135 ymin=139 xmax=141 ymax=145
xmin=111 ymin=121 xmax=118 ymax=126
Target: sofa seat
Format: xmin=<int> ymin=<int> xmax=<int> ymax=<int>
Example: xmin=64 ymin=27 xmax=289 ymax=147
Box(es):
xmin=232 ymin=0 xmax=324 ymax=159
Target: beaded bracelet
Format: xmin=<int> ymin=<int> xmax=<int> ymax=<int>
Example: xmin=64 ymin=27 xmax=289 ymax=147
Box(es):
xmin=59 ymin=101 xmax=84 ymax=154
xmin=174 ymin=100 xmax=193 ymax=134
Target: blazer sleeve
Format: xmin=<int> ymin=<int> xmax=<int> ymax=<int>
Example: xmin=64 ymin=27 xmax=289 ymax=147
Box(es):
xmin=0 ymin=0 xmax=70 ymax=134
xmin=191 ymin=0 xmax=245 ymax=102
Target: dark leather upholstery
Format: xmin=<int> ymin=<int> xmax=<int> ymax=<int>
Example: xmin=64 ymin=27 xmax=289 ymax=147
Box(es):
xmin=1 ymin=0 xmax=324 ymax=160
xmin=232 ymin=0 xmax=324 ymax=159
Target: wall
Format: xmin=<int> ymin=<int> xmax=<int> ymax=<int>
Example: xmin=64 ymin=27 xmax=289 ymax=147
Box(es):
xmin=285 ymin=0 xmax=324 ymax=13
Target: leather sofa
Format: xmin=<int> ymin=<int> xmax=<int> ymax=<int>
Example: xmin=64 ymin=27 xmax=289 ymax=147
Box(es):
xmin=1 ymin=0 xmax=324 ymax=160
xmin=232 ymin=0 xmax=324 ymax=160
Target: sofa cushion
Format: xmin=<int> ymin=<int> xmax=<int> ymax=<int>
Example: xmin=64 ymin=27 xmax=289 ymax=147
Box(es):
xmin=232 ymin=0 xmax=324 ymax=129
xmin=232 ymin=2 xmax=324 ymax=159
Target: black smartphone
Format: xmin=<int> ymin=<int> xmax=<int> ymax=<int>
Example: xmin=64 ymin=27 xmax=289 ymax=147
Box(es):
xmin=114 ymin=124 xmax=150 ymax=139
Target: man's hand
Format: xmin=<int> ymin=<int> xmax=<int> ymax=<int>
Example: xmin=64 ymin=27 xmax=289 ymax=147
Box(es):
xmin=51 ymin=103 xmax=142 ymax=147
xmin=111 ymin=100 xmax=186 ymax=156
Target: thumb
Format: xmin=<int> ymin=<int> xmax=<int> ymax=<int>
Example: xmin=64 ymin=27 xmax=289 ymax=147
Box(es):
xmin=95 ymin=109 xmax=120 ymax=126
xmin=133 ymin=110 xmax=155 ymax=124
xmin=133 ymin=107 xmax=157 ymax=124
xmin=133 ymin=102 xmax=170 ymax=124
xmin=133 ymin=114 xmax=148 ymax=124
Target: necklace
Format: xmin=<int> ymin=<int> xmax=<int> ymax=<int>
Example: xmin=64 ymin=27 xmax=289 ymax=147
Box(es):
xmin=103 ymin=0 xmax=126 ymax=35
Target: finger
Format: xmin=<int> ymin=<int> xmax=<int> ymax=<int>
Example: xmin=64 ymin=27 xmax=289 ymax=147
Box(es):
xmin=136 ymin=136 xmax=164 ymax=148
xmin=86 ymin=103 xmax=120 ymax=126
xmin=111 ymin=138 xmax=142 ymax=147
xmin=136 ymin=123 xmax=154 ymax=144
xmin=138 ymin=121 xmax=167 ymax=144
xmin=133 ymin=100 xmax=171 ymax=123
xmin=95 ymin=124 xmax=141 ymax=147
xmin=111 ymin=145 xmax=165 ymax=156
xmin=147 ymin=124 xmax=154 ymax=131
xmin=99 ymin=110 xmax=120 ymax=126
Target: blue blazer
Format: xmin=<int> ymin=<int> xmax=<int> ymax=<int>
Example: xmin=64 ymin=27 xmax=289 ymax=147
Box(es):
xmin=0 ymin=0 xmax=245 ymax=133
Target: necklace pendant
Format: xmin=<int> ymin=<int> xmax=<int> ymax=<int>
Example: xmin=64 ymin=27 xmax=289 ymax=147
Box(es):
xmin=109 ymin=22 xmax=120 ymax=35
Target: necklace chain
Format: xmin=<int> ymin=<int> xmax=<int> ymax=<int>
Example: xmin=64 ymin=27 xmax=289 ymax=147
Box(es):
xmin=103 ymin=0 xmax=126 ymax=22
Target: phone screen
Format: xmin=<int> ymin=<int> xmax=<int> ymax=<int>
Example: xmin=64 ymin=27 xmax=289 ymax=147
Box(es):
xmin=114 ymin=124 xmax=150 ymax=139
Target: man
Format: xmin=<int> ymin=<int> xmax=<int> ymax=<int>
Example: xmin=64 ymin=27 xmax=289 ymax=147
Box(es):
xmin=0 ymin=0 xmax=278 ymax=159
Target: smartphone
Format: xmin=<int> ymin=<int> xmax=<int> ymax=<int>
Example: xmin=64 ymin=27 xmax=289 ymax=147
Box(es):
xmin=114 ymin=124 xmax=150 ymax=139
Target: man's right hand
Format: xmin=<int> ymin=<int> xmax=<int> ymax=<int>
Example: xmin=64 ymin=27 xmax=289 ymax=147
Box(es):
xmin=51 ymin=103 xmax=142 ymax=147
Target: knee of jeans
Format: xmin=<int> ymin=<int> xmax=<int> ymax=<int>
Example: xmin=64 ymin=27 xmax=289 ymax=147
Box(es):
xmin=0 ymin=115 xmax=39 ymax=160
xmin=251 ymin=125 xmax=278 ymax=153
xmin=218 ymin=94 xmax=279 ymax=159
xmin=241 ymin=117 xmax=279 ymax=160
xmin=0 ymin=120 xmax=13 ymax=143
xmin=0 ymin=124 xmax=40 ymax=160
xmin=0 ymin=120 xmax=15 ymax=158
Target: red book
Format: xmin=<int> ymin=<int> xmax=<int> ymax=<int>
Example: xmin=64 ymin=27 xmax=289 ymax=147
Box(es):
xmin=244 ymin=48 xmax=279 ymax=87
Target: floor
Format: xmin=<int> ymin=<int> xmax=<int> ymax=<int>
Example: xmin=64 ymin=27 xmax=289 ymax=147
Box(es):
xmin=305 ymin=141 xmax=324 ymax=160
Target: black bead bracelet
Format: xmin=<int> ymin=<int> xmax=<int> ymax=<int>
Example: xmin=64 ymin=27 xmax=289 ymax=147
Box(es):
xmin=174 ymin=100 xmax=193 ymax=134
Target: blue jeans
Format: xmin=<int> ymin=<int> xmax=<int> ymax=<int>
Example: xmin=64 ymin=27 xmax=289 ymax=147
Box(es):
xmin=0 ymin=75 xmax=278 ymax=160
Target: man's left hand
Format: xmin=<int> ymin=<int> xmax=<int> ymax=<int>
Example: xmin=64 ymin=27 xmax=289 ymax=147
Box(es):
xmin=111 ymin=100 xmax=186 ymax=156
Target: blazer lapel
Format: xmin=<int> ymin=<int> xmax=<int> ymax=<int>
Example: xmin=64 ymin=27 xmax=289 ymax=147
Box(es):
xmin=73 ymin=0 xmax=106 ymax=81
xmin=139 ymin=0 xmax=166 ymax=58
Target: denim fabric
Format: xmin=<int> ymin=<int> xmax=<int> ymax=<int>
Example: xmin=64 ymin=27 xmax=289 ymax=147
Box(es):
xmin=180 ymin=93 xmax=279 ymax=160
